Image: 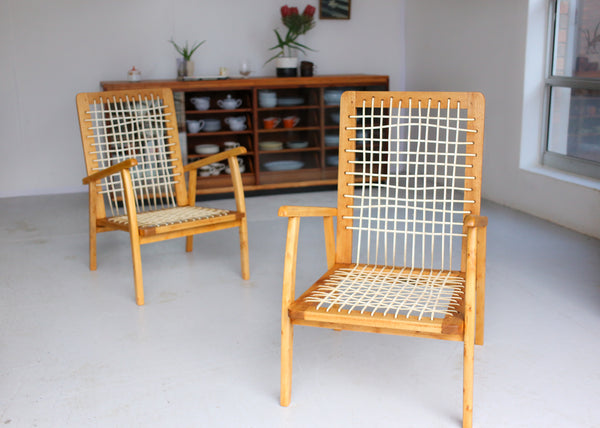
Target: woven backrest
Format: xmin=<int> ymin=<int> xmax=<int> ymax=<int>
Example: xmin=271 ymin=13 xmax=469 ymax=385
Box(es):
xmin=77 ymin=89 xmax=186 ymax=219
xmin=336 ymin=92 xmax=485 ymax=272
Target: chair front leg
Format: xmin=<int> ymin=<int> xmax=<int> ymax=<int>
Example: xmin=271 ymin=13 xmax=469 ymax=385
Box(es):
xmin=88 ymin=184 xmax=98 ymax=271
xmin=121 ymin=169 xmax=145 ymax=306
xmin=281 ymin=216 xmax=300 ymax=406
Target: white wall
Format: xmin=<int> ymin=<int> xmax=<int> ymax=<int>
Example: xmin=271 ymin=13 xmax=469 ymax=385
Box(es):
xmin=0 ymin=0 xmax=405 ymax=197
xmin=404 ymin=0 xmax=600 ymax=238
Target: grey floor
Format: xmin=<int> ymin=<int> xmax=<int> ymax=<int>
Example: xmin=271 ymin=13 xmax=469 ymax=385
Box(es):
xmin=1 ymin=190 xmax=599 ymax=427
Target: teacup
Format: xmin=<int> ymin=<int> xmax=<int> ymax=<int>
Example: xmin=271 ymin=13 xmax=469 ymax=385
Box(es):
xmin=283 ymin=116 xmax=300 ymax=128
xmin=225 ymin=158 xmax=246 ymax=174
xmin=190 ymin=97 xmax=210 ymax=110
xmin=186 ymin=119 xmax=205 ymax=133
xmin=223 ymin=141 xmax=240 ymax=150
xmin=199 ymin=163 xmax=226 ymax=177
xmin=263 ymin=117 xmax=280 ymax=129
xmin=217 ymin=94 xmax=242 ymax=110
xmin=224 ymin=116 xmax=247 ymax=131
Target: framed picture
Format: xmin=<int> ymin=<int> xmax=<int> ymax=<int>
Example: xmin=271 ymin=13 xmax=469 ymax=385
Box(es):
xmin=319 ymin=0 xmax=351 ymax=20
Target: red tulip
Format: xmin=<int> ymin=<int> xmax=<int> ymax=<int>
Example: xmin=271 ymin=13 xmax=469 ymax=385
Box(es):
xmin=281 ymin=5 xmax=290 ymax=17
xmin=303 ymin=5 xmax=316 ymax=17
xmin=289 ymin=6 xmax=299 ymax=15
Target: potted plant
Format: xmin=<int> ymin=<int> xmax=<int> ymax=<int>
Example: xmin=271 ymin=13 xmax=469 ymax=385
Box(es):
xmin=169 ymin=39 xmax=206 ymax=79
xmin=266 ymin=5 xmax=316 ymax=77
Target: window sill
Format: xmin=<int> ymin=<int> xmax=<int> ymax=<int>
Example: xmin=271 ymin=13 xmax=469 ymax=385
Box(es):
xmin=521 ymin=163 xmax=600 ymax=191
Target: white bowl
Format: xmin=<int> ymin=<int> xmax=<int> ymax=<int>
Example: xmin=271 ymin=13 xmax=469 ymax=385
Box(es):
xmin=195 ymin=144 xmax=219 ymax=154
xmin=203 ymin=119 xmax=221 ymax=132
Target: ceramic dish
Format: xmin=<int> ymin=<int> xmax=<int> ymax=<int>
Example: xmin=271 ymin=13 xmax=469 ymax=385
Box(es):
xmin=277 ymin=97 xmax=304 ymax=106
xmin=324 ymin=89 xmax=344 ymax=105
xmin=263 ymin=160 xmax=304 ymax=171
xmin=195 ymin=144 xmax=220 ymax=155
xmin=259 ymin=141 xmax=283 ymax=151
xmin=324 ymin=133 xmax=339 ymax=146
xmin=286 ymin=141 xmax=309 ymax=149
xmin=203 ymin=119 xmax=221 ymax=132
xmin=326 ymin=155 xmax=339 ymax=166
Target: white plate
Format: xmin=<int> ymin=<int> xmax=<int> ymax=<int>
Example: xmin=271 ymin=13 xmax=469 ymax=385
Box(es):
xmin=263 ymin=160 xmax=304 ymax=171
xmin=277 ymin=97 xmax=304 ymax=106
xmin=286 ymin=141 xmax=309 ymax=149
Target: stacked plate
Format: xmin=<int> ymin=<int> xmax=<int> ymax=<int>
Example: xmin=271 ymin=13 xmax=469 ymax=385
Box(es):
xmin=277 ymin=97 xmax=304 ymax=106
xmin=263 ymin=160 xmax=304 ymax=171
xmin=286 ymin=141 xmax=309 ymax=149
xmin=259 ymin=141 xmax=283 ymax=151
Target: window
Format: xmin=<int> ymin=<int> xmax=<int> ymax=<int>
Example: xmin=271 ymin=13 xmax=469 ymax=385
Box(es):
xmin=545 ymin=0 xmax=600 ymax=179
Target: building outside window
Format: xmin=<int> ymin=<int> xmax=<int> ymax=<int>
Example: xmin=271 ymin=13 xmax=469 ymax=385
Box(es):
xmin=545 ymin=0 xmax=600 ymax=179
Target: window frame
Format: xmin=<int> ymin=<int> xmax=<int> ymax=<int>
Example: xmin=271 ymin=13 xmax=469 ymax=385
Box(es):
xmin=543 ymin=0 xmax=600 ymax=180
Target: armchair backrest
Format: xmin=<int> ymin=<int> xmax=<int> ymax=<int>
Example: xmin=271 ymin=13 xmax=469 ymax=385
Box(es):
xmin=336 ymin=91 xmax=485 ymax=272
xmin=77 ymin=88 xmax=186 ymax=219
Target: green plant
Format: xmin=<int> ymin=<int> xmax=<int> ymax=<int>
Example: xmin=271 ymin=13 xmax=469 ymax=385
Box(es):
xmin=169 ymin=39 xmax=206 ymax=61
xmin=584 ymin=21 xmax=600 ymax=54
xmin=265 ymin=5 xmax=316 ymax=64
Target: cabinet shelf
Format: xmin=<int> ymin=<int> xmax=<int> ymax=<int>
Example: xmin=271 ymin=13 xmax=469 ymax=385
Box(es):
xmin=101 ymin=74 xmax=389 ymax=195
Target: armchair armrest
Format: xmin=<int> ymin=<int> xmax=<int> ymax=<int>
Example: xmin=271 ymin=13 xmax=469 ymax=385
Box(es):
xmin=278 ymin=205 xmax=338 ymax=218
xmin=464 ymin=214 xmax=488 ymax=228
xmin=184 ymin=146 xmax=247 ymax=172
xmin=82 ymin=158 xmax=138 ymax=184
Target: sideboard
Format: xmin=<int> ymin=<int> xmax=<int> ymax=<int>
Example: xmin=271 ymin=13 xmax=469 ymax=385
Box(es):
xmin=101 ymin=74 xmax=389 ymax=195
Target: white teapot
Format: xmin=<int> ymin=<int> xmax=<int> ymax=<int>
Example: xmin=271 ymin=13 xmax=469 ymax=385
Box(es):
xmin=217 ymin=94 xmax=242 ymax=110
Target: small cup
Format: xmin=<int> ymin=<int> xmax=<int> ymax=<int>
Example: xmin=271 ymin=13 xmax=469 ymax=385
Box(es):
xmin=223 ymin=141 xmax=240 ymax=150
xmin=263 ymin=117 xmax=281 ymax=129
xmin=186 ymin=119 xmax=205 ymax=133
xmin=283 ymin=116 xmax=300 ymax=128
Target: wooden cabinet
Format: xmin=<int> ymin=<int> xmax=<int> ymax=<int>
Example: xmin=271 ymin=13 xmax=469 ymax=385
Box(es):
xmin=101 ymin=74 xmax=389 ymax=195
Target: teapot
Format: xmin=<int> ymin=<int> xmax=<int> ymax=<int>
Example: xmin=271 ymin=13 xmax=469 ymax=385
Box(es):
xmin=217 ymin=94 xmax=242 ymax=110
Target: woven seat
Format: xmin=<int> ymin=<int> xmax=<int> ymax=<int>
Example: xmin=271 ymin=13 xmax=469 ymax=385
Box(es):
xmin=77 ymin=88 xmax=249 ymax=305
xmin=278 ymin=91 xmax=487 ymax=428
xmin=108 ymin=206 xmax=231 ymax=228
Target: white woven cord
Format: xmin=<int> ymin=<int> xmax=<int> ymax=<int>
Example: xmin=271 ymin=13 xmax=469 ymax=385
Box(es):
xmin=309 ymin=95 xmax=477 ymax=319
xmin=85 ymin=93 xmax=180 ymax=216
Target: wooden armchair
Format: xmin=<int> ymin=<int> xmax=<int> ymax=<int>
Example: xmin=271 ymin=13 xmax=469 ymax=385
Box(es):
xmin=77 ymin=88 xmax=249 ymax=305
xmin=279 ymin=91 xmax=486 ymax=427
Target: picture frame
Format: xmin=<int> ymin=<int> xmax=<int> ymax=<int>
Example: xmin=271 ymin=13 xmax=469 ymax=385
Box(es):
xmin=319 ymin=0 xmax=351 ymax=20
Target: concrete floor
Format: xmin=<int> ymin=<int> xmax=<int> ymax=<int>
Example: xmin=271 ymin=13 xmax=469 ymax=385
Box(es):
xmin=1 ymin=190 xmax=599 ymax=427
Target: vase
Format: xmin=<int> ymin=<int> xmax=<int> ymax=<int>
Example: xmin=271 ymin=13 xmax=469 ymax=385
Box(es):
xmin=185 ymin=60 xmax=195 ymax=77
xmin=275 ymin=57 xmax=298 ymax=77
xmin=176 ymin=58 xmax=186 ymax=80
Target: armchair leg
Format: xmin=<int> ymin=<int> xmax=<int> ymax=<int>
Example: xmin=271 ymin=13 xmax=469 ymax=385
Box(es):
xmin=239 ymin=218 xmax=250 ymax=280
xmin=463 ymin=338 xmax=474 ymax=428
xmin=129 ymin=232 xmax=144 ymax=306
xmin=89 ymin=225 xmax=97 ymax=271
xmin=281 ymin=316 xmax=293 ymax=406
xmin=186 ymin=236 xmax=194 ymax=253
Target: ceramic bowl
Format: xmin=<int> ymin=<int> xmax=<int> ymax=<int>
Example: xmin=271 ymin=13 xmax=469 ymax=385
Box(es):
xmin=203 ymin=118 xmax=221 ymax=132
xmin=195 ymin=144 xmax=219 ymax=155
